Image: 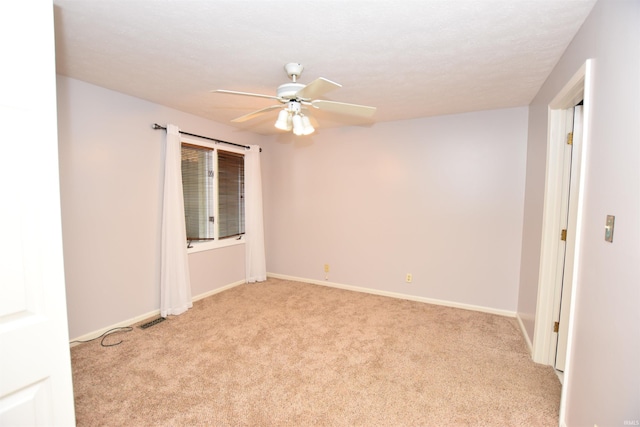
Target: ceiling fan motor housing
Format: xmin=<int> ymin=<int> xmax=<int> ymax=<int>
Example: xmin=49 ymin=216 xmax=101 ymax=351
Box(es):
xmin=277 ymin=82 xmax=305 ymax=100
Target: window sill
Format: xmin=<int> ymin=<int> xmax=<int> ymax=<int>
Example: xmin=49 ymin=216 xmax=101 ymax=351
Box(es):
xmin=187 ymin=236 xmax=245 ymax=254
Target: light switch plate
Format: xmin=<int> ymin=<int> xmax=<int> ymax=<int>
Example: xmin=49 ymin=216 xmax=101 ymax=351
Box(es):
xmin=605 ymin=215 xmax=615 ymax=242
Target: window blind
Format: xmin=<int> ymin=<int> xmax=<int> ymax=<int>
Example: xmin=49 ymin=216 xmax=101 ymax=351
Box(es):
xmin=218 ymin=151 xmax=245 ymax=239
xmin=181 ymin=144 xmax=215 ymax=240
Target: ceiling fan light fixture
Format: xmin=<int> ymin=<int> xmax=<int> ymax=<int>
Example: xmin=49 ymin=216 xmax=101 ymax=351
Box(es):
xmin=301 ymin=115 xmax=315 ymax=135
xmin=274 ymin=109 xmax=292 ymax=131
xmin=292 ymin=114 xmax=305 ymax=136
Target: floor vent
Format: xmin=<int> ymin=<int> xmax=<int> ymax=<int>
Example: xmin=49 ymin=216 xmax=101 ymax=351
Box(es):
xmin=139 ymin=317 xmax=166 ymax=329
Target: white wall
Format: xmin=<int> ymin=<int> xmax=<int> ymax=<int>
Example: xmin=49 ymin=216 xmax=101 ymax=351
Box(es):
xmin=262 ymin=107 xmax=528 ymax=312
xmin=517 ymin=0 xmax=639 ymax=424
xmin=57 ymin=76 xmax=262 ymax=339
xmin=57 ymin=76 xmax=528 ymax=337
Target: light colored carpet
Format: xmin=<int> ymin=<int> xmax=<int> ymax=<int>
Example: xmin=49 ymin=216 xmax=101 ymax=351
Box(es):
xmin=71 ymin=278 xmax=561 ymax=426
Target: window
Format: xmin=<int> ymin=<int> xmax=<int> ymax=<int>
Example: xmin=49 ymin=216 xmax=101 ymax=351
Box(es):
xmin=217 ymin=150 xmax=245 ymax=239
xmin=181 ymin=138 xmax=245 ymax=251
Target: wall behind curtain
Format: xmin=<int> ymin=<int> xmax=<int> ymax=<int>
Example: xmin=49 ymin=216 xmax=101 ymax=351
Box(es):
xmin=261 ymin=107 xmax=528 ymax=313
xmin=56 ymin=76 xmax=263 ymax=339
xmin=518 ymin=0 xmax=639 ymax=424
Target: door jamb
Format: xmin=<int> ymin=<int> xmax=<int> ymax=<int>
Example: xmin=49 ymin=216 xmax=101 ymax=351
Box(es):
xmin=532 ymin=60 xmax=590 ymax=364
xmin=531 ymin=58 xmax=593 ymax=425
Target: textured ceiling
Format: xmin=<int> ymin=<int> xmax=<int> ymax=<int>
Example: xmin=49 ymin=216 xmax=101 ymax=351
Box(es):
xmin=53 ymin=0 xmax=596 ymax=135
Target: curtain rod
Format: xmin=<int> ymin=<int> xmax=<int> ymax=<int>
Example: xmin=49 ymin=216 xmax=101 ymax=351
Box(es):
xmin=152 ymin=123 xmax=260 ymax=152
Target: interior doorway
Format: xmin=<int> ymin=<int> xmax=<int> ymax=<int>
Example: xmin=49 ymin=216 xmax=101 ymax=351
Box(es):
xmin=553 ymin=103 xmax=583 ymax=373
xmin=532 ymin=61 xmax=591 ymax=370
xmin=531 ymin=59 xmax=592 ymax=425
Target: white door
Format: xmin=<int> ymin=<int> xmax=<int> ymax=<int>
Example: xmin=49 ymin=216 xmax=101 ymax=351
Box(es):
xmin=554 ymin=104 xmax=583 ymax=372
xmin=0 ymin=1 xmax=76 ymax=425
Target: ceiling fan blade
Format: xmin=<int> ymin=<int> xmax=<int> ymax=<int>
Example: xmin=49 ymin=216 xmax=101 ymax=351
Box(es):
xmin=231 ymin=105 xmax=283 ymax=123
xmin=295 ymin=77 xmax=342 ymax=100
xmin=310 ymin=100 xmax=376 ymax=117
xmin=213 ymin=89 xmax=281 ymax=101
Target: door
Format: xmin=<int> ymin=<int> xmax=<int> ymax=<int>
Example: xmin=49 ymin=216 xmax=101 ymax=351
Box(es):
xmin=0 ymin=0 xmax=76 ymax=425
xmin=554 ymin=104 xmax=583 ymax=372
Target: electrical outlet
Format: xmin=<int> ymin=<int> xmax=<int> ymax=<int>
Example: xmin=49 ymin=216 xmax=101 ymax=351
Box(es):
xmin=405 ymin=273 xmax=412 ymax=283
xmin=324 ymin=264 xmax=330 ymax=273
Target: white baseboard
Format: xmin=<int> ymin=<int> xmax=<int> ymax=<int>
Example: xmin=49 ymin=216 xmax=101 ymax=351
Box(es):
xmin=516 ymin=312 xmax=534 ymax=355
xmin=71 ymin=275 xmax=519 ymax=346
xmin=69 ymin=308 xmax=162 ymax=347
xmin=192 ymin=279 xmax=246 ymax=302
xmin=69 ymin=279 xmax=245 ymax=345
xmin=267 ymin=273 xmax=517 ymax=318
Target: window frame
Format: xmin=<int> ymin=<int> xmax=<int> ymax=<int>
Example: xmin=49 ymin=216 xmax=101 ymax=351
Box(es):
xmin=180 ymin=136 xmax=245 ymax=254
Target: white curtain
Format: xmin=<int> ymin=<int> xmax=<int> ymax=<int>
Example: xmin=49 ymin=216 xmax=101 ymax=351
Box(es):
xmin=160 ymin=124 xmax=193 ymax=316
xmin=244 ymin=145 xmax=267 ymax=283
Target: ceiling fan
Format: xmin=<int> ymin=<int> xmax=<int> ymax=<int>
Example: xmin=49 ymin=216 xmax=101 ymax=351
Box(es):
xmin=213 ymin=63 xmax=376 ymax=135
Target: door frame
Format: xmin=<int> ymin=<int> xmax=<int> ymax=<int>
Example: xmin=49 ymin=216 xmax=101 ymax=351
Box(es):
xmin=531 ymin=59 xmax=593 ymax=423
xmin=554 ymin=104 xmax=583 ymax=372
